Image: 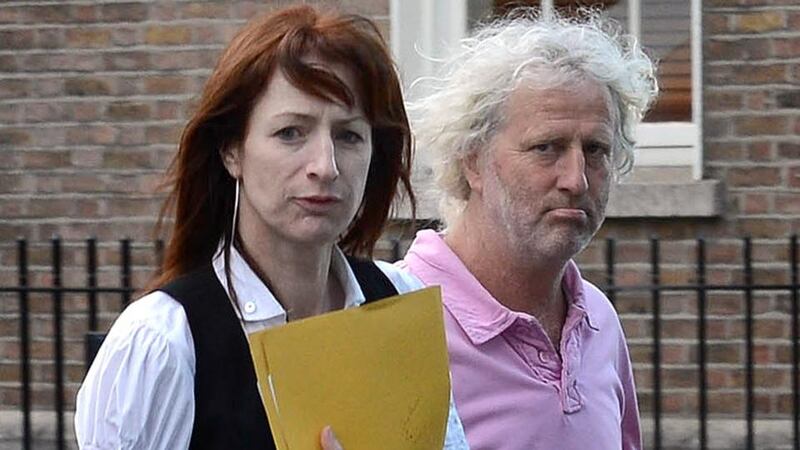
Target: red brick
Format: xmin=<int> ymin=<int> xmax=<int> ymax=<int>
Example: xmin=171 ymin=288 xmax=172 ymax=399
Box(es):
xmin=777 ymin=90 xmax=800 ymax=108
xmin=102 ymin=149 xmax=155 ymax=170
xmin=754 ymin=318 xmax=789 ymax=339
xmin=738 ymin=218 xmax=792 ymax=237
xmin=100 ymin=2 xmax=148 ymax=22
xmin=778 ymin=142 xmax=800 ymax=159
xmin=0 ymin=54 xmax=18 ymax=71
xmin=774 ymin=194 xmax=800 ymax=214
xmin=734 ymin=116 xmax=789 ymax=136
xmin=0 ymin=129 xmax=32 ymax=146
xmin=728 ymin=167 xmax=781 ymax=187
xmin=704 ymin=91 xmax=744 ymax=111
xmin=731 ymin=64 xmax=787 ymax=85
xmin=34 ymin=28 xmax=65 ymax=50
xmin=66 ymin=125 xmax=118 ymax=145
xmin=708 ymin=38 xmax=771 ymax=61
xmin=0 ymin=29 xmax=35 ymax=50
xmin=706 ymin=14 xmax=730 ymax=34
xmin=773 ymin=38 xmax=800 ymax=58
xmin=65 ymin=28 xmax=112 ymax=48
xmin=145 ymin=25 xmax=193 ymax=45
xmin=106 ymin=101 xmax=152 ymax=121
xmin=734 ymin=11 xmax=785 ymax=33
xmin=740 ymin=193 xmax=771 ymax=214
xmin=705 ymin=141 xmax=745 ymax=162
xmin=0 ymin=79 xmax=29 ymax=99
xmin=22 ymin=52 xmax=104 ymax=72
xmin=747 ymin=141 xmax=773 ymax=161
xmin=104 ymin=51 xmax=150 ymax=71
xmin=112 ymin=27 xmax=140 ymax=47
xmin=144 ymin=76 xmax=189 ymax=95
xmin=708 ymin=343 xmax=743 ymax=364
xmin=70 ymin=4 xmax=98 ymax=23
xmin=63 ymin=77 xmax=109 ymax=96
xmin=180 ymin=2 xmax=231 ymax=19
xmin=789 ymin=166 xmax=800 ymax=188
xmin=19 ymin=151 xmax=70 ymax=169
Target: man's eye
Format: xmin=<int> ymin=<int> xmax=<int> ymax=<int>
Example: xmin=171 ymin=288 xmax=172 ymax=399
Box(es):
xmin=528 ymin=143 xmax=557 ymax=153
xmin=336 ymin=130 xmax=364 ymax=145
xmin=275 ymin=127 xmax=303 ymax=141
xmin=586 ymin=142 xmax=610 ymax=156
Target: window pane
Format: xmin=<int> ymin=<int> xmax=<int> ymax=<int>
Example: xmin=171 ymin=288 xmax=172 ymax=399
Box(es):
xmin=490 ymin=0 xmax=692 ymax=122
xmin=641 ymin=0 xmax=691 ymax=121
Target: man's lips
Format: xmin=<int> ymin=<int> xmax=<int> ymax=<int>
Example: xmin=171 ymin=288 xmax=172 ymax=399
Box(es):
xmin=545 ymin=207 xmax=590 ymax=220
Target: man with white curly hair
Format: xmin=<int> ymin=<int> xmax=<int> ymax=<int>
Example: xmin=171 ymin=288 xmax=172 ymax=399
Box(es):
xmin=398 ymin=9 xmax=658 ymax=450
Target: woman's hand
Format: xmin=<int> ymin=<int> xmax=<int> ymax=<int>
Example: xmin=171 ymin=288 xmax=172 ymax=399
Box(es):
xmin=320 ymin=426 xmax=344 ymax=450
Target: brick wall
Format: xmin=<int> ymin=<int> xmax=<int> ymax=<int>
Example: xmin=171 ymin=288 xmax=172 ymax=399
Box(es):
xmin=0 ymin=0 xmax=798 ymax=438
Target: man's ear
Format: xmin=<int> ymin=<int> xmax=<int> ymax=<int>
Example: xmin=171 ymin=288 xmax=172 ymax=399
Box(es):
xmin=220 ymin=146 xmax=242 ymax=179
xmin=462 ymin=150 xmax=483 ymax=194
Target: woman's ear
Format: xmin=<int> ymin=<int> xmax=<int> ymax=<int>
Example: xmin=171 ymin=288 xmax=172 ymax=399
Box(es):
xmin=220 ymin=146 xmax=242 ymax=179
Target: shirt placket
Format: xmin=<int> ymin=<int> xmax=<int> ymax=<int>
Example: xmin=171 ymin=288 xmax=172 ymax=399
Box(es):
xmin=560 ymin=307 xmax=587 ymax=414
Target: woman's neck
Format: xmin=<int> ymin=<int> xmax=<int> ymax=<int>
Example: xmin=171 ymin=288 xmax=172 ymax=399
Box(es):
xmin=236 ymin=232 xmax=344 ymax=321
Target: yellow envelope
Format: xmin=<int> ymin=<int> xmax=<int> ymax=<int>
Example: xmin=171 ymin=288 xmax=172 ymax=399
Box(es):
xmin=249 ymin=286 xmax=451 ymax=450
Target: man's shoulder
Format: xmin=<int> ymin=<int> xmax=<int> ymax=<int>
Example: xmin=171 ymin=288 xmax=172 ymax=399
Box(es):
xmin=577 ymin=277 xmax=624 ymax=327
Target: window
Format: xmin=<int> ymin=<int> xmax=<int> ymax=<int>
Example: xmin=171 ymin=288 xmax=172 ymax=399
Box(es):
xmin=391 ymin=0 xmax=703 ymax=181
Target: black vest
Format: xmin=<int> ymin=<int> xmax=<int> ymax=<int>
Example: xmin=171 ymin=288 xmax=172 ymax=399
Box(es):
xmin=160 ymin=257 xmax=399 ymax=450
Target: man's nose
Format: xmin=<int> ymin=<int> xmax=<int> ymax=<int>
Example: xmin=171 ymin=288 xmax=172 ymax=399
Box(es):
xmin=556 ymin=144 xmax=588 ymax=195
xmin=306 ymin=133 xmax=339 ymax=181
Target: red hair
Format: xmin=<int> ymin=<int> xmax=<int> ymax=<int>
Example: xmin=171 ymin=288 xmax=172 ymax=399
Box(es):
xmin=151 ymin=5 xmax=414 ymax=288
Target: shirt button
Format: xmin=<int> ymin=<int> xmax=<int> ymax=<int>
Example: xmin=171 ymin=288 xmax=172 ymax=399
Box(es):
xmin=538 ymin=351 xmax=549 ymax=363
xmin=244 ymin=301 xmax=256 ymax=314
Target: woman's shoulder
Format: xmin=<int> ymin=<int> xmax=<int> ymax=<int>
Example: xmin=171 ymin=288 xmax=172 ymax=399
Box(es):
xmin=101 ymin=290 xmax=195 ymax=368
xmin=374 ymin=260 xmax=425 ymax=294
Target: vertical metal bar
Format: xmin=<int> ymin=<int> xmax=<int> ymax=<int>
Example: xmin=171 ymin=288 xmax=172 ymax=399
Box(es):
xmin=790 ymin=235 xmax=798 ymax=450
xmin=51 ymin=238 xmax=65 ymax=450
xmin=120 ymin=239 xmax=131 ymax=308
xmin=697 ymin=239 xmax=708 ymax=450
xmin=391 ymin=239 xmax=401 ymax=263
xmin=87 ymin=238 xmax=97 ymax=331
xmin=155 ymin=239 xmax=164 ymax=273
xmin=743 ymin=237 xmax=754 ymax=450
xmin=605 ymin=238 xmax=616 ymax=304
xmin=17 ymin=239 xmax=31 ymax=450
xmin=651 ymin=237 xmax=662 ymax=450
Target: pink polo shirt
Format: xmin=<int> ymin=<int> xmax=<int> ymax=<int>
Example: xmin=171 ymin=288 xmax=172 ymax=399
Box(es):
xmin=399 ymin=230 xmax=641 ymax=450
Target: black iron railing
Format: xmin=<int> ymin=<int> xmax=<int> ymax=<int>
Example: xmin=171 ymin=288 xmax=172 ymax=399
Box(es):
xmin=0 ymin=236 xmax=798 ymax=450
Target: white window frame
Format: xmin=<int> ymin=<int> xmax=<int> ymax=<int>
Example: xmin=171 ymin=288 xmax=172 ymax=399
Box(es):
xmin=390 ymin=0 xmax=704 ymax=180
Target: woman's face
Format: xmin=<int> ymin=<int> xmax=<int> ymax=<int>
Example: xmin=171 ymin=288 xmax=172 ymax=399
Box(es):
xmin=224 ymin=62 xmax=372 ymax=249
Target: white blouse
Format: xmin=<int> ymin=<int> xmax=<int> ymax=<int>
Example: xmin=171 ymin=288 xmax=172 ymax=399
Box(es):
xmin=75 ymin=245 xmax=469 ymax=449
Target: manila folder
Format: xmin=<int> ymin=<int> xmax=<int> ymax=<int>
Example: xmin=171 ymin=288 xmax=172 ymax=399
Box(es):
xmin=248 ymin=286 xmax=451 ymax=450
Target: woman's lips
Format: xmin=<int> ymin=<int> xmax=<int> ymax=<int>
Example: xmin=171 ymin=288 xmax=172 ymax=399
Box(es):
xmin=293 ymin=195 xmax=342 ymax=213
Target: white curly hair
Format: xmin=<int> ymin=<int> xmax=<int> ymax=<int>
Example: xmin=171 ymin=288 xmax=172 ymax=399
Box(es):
xmin=408 ymin=8 xmax=659 ymax=226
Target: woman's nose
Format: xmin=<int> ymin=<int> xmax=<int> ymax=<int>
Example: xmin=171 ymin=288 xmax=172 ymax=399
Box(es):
xmin=306 ymin=133 xmax=339 ymax=181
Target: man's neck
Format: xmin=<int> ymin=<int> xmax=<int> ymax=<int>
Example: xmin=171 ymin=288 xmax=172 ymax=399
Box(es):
xmin=445 ymin=216 xmax=568 ymax=315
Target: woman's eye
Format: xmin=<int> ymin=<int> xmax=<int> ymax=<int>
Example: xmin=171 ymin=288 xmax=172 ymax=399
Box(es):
xmin=336 ymin=130 xmax=364 ymax=145
xmin=274 ymin=127 xmax=303 ymax=141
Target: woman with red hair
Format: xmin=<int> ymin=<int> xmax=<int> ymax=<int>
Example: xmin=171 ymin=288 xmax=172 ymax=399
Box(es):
xmin=75 ymin=5 xmax=467 ymax=449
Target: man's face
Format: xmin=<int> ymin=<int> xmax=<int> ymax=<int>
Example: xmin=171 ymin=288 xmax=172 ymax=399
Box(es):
xmin=465 ymin=78 xmax=613 ymax=262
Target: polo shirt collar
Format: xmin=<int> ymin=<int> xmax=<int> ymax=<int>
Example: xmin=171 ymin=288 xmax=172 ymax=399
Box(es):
xmin=406 ymin=230 xmax=599 ymax=345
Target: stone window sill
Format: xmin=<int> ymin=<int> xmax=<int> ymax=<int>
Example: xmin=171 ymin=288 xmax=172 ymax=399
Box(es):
xmin=606 ymin=179 xmax=725 ymax=218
